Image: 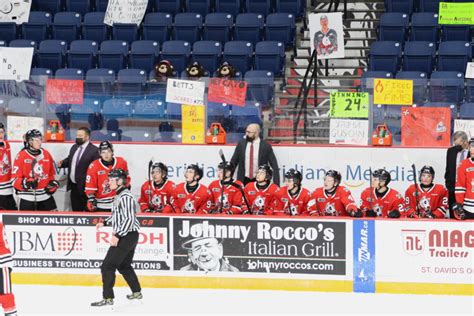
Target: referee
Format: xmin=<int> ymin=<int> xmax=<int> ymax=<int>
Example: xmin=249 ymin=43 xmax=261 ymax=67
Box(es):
xmin=91 ymin=168 xmax=142 ymax=307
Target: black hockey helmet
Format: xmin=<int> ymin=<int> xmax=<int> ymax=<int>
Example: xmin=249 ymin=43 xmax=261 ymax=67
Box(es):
xmin=257 ymin=164 xmax=273 ymax=181
xmin=325 ymin=169 xmax=342 ymax=185
xmin=151 ymin=162 xmax=168 ymax=179
xmin=218 ymin=161 xmax=235 ymax=175
xmin=419 ymin=165 xmax=435 ymax=181
xmin=469 ymin=138 xmax=474 ymax=146
xmin=373 ymin=169 xmax=391 ymax=186
xmin=108 ymin=168 xmax=128 ymax=181
xmin=0 ymin=122 xmax=4 ymax=130
xmin=187 ymin=163 xmax=203 ymax=181
xmin=99 ymin=140 xmax=113 ymax=153
xmin=25 ymin=129 xmax=42 ymax=142
xmin=284 ymin=168 xmax=302 ymax=186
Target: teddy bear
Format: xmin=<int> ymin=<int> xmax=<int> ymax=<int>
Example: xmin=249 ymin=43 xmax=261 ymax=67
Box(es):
xmin=216 ymin=61 xmax=236 ymax=79
xmin=185 ymin=61 xmax=206 ymax=80
xmin=152 ymin=60 xmax=175 ymax=82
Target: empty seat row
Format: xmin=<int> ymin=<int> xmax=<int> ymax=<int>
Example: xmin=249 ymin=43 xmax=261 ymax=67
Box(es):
xmin=384 ymin=0 xmax=472 ymax=14
xmin=0 ymin=12 xmax=296 ymax=47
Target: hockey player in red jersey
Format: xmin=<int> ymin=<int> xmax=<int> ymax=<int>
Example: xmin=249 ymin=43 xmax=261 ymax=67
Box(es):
xmin=208 ymin=161 xmax=246 ymax=214
xmin=243 ymin=165 xmax=279 ymax=215
xmin=454 ymin=138 xmax=474 ymax=220
xmin=0 ymin=222 xmax=17 ymax=316
xmin=138 ymin=162 xmax=177 ymax=213
xmin=85 ymin=141 xmax=129 ymax=212
xmin=307 ymin=170 xmax=361 ymax=217
xmin=273 ymin=169 xmax=311 ymax=216
xmin=0 ymin=123 xmax=16 ymax=210
xmin=12 ymin=129 xmax=59 ymax=211
xmin=360 ymin=169 xmax=404 ymax=218
xmin=404 ymin=166 xmax=448 ymax=219
xmin=173 ymin=164 xmax=212 ymax=214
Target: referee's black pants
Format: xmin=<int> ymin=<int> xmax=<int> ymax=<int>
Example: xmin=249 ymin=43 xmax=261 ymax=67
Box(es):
xmin=101 ymin=231 xmax=141 ymax=299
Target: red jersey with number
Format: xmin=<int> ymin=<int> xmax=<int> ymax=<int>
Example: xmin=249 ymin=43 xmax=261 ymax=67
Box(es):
xmin=0 ymin=141 xmax=13 ymax=195
xmin=455 ymin=158 xmax=474 ymax=214
xmin=208 ymin=180 xmax=246 ymax=214
xmin=360 ymin=187 xmax=405 ymax=217
xmin=404 ymin=184 xmax=448 ymax=218
xmin=138 ymin=180 xmax=177 ymax=213
xmin=273 ymin=187 xmax=311 ymax=216
xmin=307 ymin=186 xmax=357 ymax=216
xmin=173 ymin=183 xmax=212 ymax=214
xmin=12 ymin=148 xmax=56 ymax=202
xmin=243 ymin=182 xmax=280 ymax=215
xmin=85 ymin=157 xmax=129 ymax=210
xmin=0 ymin=223 xmax=12 ymax=267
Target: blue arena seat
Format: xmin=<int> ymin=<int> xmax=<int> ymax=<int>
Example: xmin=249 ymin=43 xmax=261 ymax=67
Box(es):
xmin=276 ymin=0 xmax=302 ymax=18
xmin=9 ymin=40 xmax=37 ymax=50
xmin=21 ymin=12 xmax=52 ymax=43
xmin=7 ymin=98 xmax=39 ymax=115
xmin=360 ymin=71 xmax=393 ymax=92
xmin=396 ymin=71 xmax=428 ymax=105
xmin=55 ymin=68 xmax=84 ymax=80
xmin=231 ymin=101 xmax=262 ymax=132
xmin=160 ymin=40 xmax=191 ymax=73
xmin=422 ymin=102 xmax=457 ymax=119
xmin=112 ymin=23 xmax=140 ymax=43
xmin=410 ymin=12 xmax=439 ymax=42
xmin=429 ymin=71 xmax=465 ymax=105
xmin=203 ymin=13 xmax=233 ymax=43
xmin=95 ymin=0 xmax=109 ymax=11
xmin=207 ymin=101 xmax=231 ymax=121
xmin=65 ymin=0 xmax=93 ymax=14
xmin=378 ymin=12 xmax=409 ymax=43
xmin=51 ymin=12 xmax=81 ymax=43
xmin=215 ymin=0 xmax=242 ymax=16
xmin=102 ymin=99 xmax=133 ymax=119
xmin=265 ymin=13 xmax=296 ymax=48
xmin=70 ymin=98 xmax=101 ymax=121
xmin=254 ymin=41 xmax=285 ymax=76
xmin=153 ymin=0 xmax=181 ymax=15
xmin=402 ymin=41 xmax=436 ymax=74
xmin=121 ymin=129 xmax=155 ymax=142
xmin=437 ymin=41 xmax=472 ymax=73
xmin=441 ymin=25 xmax=472 ymax=42
xmin=172 ymin=13 xmax=203 ymax=44
xmin=143 ymin=13 xmax=173 ymax=43
xmin=245 ymin=70 xmax=275 ymax=106
xmin=223 ymin=41 xmax=254 ymax=74
xmin=36 ymin=40 xmax=67 ymax=71
xmin=82 ymin=12 xmax=109 ymax=43
xmin=459 ymin=102 xmax=474 ymax=119
xmin=30 ymin=68 xmax=53 ymax=78
xmin=115 ymin=69 xmax=147 ymax=97
xmin=234 ymin=13 xmax=264 ymax=45
xmin=419 ymin=0 xmax=442 ymax=12
xmin=133 ymin=99 xmax=166 ymax=119
xmin=467 ymin=79 xmax=474 ymax=103
xmin=129 ymin=41 xmax=160 ymax=72
xmin=192 ymin=41 xmax=222 ymax=73
xmin=246 ymin=0 xmax=273 ymax=16
xmin=368 ymin=41 xmax=402 ymax=75
xmin=85 ymin=68 xmax=116 ymax=97
xmin=166 ymin=102 xmax=182 ymax=120
xmin=98 ymin=40 xmax=129 ymax=73
xmin=384 ymin=0 xmax=414 ymax=14
xmin=186 ymin=0 xmax=212 ymax=15
xmin=0 ymin=22 xmax=17 ymax=44
xmin=36 ymin=0 xmax=62 ymax=14
xmin=68 ymin=40 xmax=98 ymax=71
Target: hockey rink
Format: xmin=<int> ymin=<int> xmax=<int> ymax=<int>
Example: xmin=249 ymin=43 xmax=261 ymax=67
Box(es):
xmin=14 ymin=284 xmax=473 ymax=316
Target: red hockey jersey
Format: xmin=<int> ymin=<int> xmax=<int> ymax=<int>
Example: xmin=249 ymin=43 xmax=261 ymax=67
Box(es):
xmin=85 ymin=157 xmax=129 ymax=210
xmin=243 ymin=182 xmax=280 ymax=215
xmin=273 ymin=187 xmax=311 ymax=216
xmin=455 ymin=158 xmax=474 ymax=214
xmin=307 ymin=186 xmax=357 ymax=216
xmin=173 ymin=183 xmax=212 ymax=214
xmin=404 ymin=184 xmax=448 ymax=218
xmin=0 ymin=223 xmax=12 ymax=267
xmin=360 ymin=187 xmax=405 ymax=217
xmin=208 ymin=180 xmax=246 ymax=214
xmin=0 ymin=141 xmax=13 ymax=196
xmin=138 ymin=180 xmax=177 ymax=213
xmin=12 ymin=148 xmax=56 ymax=202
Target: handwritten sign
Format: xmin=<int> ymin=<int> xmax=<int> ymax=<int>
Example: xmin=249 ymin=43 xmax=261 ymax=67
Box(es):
xmin=466 ymin=62 xmax=474 ymax=79
xmin=330 ymin=92 xmax=369 ymax=118
xmin=7 ymin=116 xmax=44 ymax=141
xmin=401 ymin=107 xmax=451 ymax=147
xmin=104 ymin=0 xmax=149 ymax=26
xmin=0 ymin=0 xmax=32 ymax=24
xmin=438 ymin=2 xmax=473 ymax=25
xmin=182 ymin=105 xmax=205 ymax=144
xmin=373 ymin=78 xmax=413 ymax=105
xmin=46 ymin=79 xmax=84 ymax=104
xmin=454 ymin=120 xmax=474 ymax=137
xmin=0 ymin=47 xmax=34 ymax=82
xmin=329 ymin=119 xmax=369 ymax=145
xmin=208 ymin=78 xmax=247 ymax=106
xmin=166 ymin=78 xmax=205 ymax=106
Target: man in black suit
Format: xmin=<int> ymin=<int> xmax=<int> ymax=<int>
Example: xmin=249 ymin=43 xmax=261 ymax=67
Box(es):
xmin=444 ymin=131 xmax=469 ymax=217
xmin=58 ymin=127 xmax=100 ymax=211
xmin=231 ymin=123 xmax=280 ymax=186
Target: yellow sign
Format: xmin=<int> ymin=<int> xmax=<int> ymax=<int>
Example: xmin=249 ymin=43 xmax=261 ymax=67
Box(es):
xmin=182 ymin=104 xmax=205 ymax=144
xmin=373 ymin=78 xmax=413 ymax=105
xmin=438 ymin=2 xmax=474 ymax=25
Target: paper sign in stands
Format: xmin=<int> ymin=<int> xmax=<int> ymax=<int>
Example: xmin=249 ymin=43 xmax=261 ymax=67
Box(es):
xmin=401 ymin=107 xmax=451 ymax=147
xmin=0 ymin=0 xmax=32 ymax=24
xmin=104 ymin=0 xmax=149 ymax=26
xmin=438 ymin=2 xmax=473 ymax=25
xmin=46 ymin=79 xmax=84 ymax=105
xmin=166 ymin=78 xmax=205 ymax=106
xmin=373 ymin=78 xmax=413 ymax=105
xmin=329 ymin=119 xmax=369 ymax=145
xmin=182 ymin=105 xmax=205 ymax=144
xmin=454 ymin=120 xmax=474 ymax=137
xmin=207 ymin=78 xmax=247 ymax=106
xmin=330 ymin=92 xmax=369 ymax=118
xmin=7 ymin=116 xmax=44 ymax=141
xmin=0 ymin=47 xmax=34 ymax=82
xmin=466 ymin=62 xmax=474 ymax=79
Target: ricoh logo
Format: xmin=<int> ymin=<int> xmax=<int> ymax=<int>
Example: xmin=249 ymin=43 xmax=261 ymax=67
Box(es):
xmin=96 ymin=231 xmax=165 ymax=245
xmin=402 ymin=229 xmax=473 ymax=258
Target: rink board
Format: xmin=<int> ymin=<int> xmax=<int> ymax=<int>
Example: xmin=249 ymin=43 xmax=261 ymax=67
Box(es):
xmin=1 ymin=212 xmax=472 ymax=296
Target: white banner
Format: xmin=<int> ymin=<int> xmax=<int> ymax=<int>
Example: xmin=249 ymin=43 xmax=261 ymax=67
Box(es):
xmin=0 ymin=0 xmax=32 ymax=24
xmin=309 ymin=12 xmax=345 ymax=59
xmin=330 ymin=119 xmax=369 ymax=145
xmin=465 ymin=62 xmax=474 ymax=79
xmin=7 ymin=116 xmax=44 ymax=140
xmin=166 ymin=79 xmax=205 ymax=105
xmin=0 ymin=47 xmax=34 ymax=81
xmin=454 ymin=120 xmax=474 ymax=136
xmin=104 ymin=0 xmax=148 ymax=26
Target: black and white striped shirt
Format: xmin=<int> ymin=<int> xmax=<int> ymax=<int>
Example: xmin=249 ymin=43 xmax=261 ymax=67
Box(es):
xmin=105 ymin=187 xmax=140 ymax=237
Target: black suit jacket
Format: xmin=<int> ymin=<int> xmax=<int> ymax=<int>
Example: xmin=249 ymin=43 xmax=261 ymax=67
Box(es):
xmin=60 ymin=142 xmax=100 ymax=192
xmin=444 ymin=145 xmax=469 ymax=191
xmin=230 ymin=138 xmax=280 ymax=186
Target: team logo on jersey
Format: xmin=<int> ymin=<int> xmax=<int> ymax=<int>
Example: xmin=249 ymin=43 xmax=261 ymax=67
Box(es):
xmin=317 ymin=198 xmax=326 ymax=202
xmin=288 ymin=204 xmax=298 ymax=216
xmin=151 ymin=195 xmax=164 ymax=211
xmin=419 ymin=197 xmax=431 ymax=211
xmin=248 ymin=191 xmax=256 ymax=195
xmin=98 ymin=171 xmax=106 ymax=175
xmin=178 ymin=194 xmax=186 ymax=198
xmin=218 ymin=193 xmax=229 ymax=209
xmin=252 ymin=196 xmax=265 ymax=215
xmin=373 ymin=204 xmax=383 ymax=217
xmin=32 ymin=163 xmax=48 ymax=180
xmin=212 ymin=188 xmax=220 ymax=192
xmin=101 ymin=180 xmax=112 ymax=195
xmin=324 ymin=203 xmax=337 ymax=216
xmin=0 ymin=154 xmax=10 ymax=176
xmin=401 ymin=229 xmax=426 ymax=256
xmin=184 ymin=199 xmax=196 ymax=213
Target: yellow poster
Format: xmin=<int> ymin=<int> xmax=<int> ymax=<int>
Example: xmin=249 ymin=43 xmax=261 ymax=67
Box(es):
xmin=373 ymin=78 xmax=413 ymax=105
xmin=182 ymin=104 xmax=205 ymax=144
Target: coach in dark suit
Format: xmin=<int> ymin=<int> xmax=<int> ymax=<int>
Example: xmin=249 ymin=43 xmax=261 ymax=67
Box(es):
xmin=231 ymin=123 xmax=280 ymax=186
xmin=444 ymin=131 xmax=469 ymax=217
xmin=58 ymin=127 xmax=100 ymax=211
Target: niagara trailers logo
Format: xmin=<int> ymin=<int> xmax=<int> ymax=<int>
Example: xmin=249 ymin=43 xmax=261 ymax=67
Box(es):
xmin=402 ymin=229 xmax=425 ymax=255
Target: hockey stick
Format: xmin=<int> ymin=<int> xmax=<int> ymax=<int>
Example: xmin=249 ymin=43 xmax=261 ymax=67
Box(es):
xmin=147 ymin=159 xmax=153 ymax=212
xmin=217 ymin=149 xmax=227 ymax=214
xmin=411 ymin=164 xmax=421 ymax=217
xmin=31 ymin=158 xmax=37 ymax=211
xmin=369 ymin=167 xmax=374 ymax=212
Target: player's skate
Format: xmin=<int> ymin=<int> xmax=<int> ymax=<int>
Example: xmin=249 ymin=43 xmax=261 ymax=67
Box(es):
xmin=91 ymin=298 xmax=114 ymax=307
xmin=126 ymin=292 xmax=143 ymax=300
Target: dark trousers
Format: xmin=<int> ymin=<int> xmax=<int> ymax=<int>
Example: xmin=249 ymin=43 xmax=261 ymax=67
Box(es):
xmin=101 ymin=231 xmax=141 ymax=299
xmin=448 ymin=190 xmax=456 ymax=219
xmin=0 ymin=195 xmax=17 ymax=211
xmin=70 ymin=183 xmax=87 ymax=211
xmin=19 ymin=197 xmax=57 ymax=211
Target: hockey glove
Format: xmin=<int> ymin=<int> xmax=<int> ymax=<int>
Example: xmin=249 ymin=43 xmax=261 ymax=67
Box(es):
xmin=45 ymin=180 xmax=60 ymax=195
xmin=87 ymin=196 xmax=98 ymax=212
xmin=452 ymin=203 xmax=466 ymax=220
xmin=22 ymin=178 xmax=38 ymax=190
xmin=347 ymin=205 xmax=363 ymax=218
xmin=420 ymin=209 xmax=435 ymax=219
xmin=388 ymin=209 xmax=401 ymax=218
xmin=365 ymin=209 xmax=377 ymax=217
